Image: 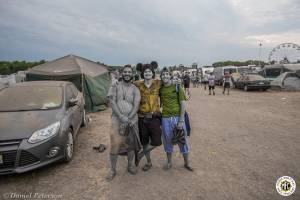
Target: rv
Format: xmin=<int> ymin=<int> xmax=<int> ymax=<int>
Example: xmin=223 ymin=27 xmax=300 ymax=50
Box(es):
xmin=214 ymin=66 xmax=238 ymax=85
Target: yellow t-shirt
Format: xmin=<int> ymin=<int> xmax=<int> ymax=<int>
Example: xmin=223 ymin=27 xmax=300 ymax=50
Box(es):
xmin=134 ymin=80 xmax=162 ymax=115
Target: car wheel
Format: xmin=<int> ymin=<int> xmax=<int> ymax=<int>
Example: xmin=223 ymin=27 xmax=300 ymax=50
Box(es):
xmin=244 ymin=85 xmax=248 ymax=91
xmin=81 ymin=109 xmax=87 ymax=127
xmin=63 ymin=129 xmax=74 ymax=162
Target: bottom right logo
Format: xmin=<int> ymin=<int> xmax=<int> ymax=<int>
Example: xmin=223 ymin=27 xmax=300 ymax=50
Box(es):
xmin=276 ymin=176 xmax=296 ymax=196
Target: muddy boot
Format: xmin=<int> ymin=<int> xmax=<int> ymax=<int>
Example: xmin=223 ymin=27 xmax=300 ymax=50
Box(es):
xmin=183 ymin=153 xmax=193 ymax=172
xmin=106 ymin=153 xmax=118 ymax=181
xmin=142 ymin=152 xmax=152 ymax=171
xmin=163 ymin=153 xmax=172 ymax=171
xmin=127 ymin=151 xmax=137 ymax=175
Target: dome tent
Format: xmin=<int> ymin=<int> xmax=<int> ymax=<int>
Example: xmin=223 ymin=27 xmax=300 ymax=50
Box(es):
xmin=270 ymin=71 xmax=300 ymax=91
xmin=26 ymin=55 xmax=110 ymax=112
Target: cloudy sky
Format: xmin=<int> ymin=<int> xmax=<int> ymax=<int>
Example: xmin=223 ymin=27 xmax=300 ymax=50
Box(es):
xmin=0 ymin=0 xmax=299 ymax=66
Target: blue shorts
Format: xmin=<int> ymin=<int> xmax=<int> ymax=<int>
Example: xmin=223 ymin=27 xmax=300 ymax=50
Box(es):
xmin=161 ymin=116 xmax=189 ymax=154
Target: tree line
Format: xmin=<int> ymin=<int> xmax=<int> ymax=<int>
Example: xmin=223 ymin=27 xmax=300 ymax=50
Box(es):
xmin=0 ymin=59 xmax=268 ymax=75
xmin=212 ymin=60 xmax=267 ymax=68
xmin=0 ymin=60 xmax=46 ymax=75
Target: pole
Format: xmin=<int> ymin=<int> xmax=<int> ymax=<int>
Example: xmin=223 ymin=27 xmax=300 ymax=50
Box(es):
xmin=259 ymin=43 xmax=262 ymax=66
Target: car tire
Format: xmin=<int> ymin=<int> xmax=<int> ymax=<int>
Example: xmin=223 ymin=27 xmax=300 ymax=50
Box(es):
xmin=244 ymin=85 xmax=248 ymax=91
xmin=63 ymin=129 xmax=74 ymax=162
xmin=81 ymin=109 xmax=87 ymax=127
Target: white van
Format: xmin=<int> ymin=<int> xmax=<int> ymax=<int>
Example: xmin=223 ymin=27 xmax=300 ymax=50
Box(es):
xmin=214 ymin=66 xmax=238 ymax=85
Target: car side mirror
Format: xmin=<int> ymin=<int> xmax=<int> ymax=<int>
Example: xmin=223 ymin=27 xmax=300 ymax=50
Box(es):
xmin=69 ymin=98 xmax=78 ymax=107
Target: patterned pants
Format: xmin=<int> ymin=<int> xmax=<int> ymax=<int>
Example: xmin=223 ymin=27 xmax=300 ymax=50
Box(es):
xmin=161 ymin=116 xmax=189 ymax=154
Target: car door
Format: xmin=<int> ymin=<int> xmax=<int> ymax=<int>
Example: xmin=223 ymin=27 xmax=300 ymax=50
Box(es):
xmin=236 ymin=76 xmax=243 ymax=88
xmin=66 ymin=84 xmax=81 ymax=136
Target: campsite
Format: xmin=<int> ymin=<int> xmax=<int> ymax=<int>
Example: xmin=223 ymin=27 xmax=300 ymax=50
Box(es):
xmin=1 ymin=55 xmax=300 ymax=199
xmin=1 ymin=86 xmax=300 ymax=199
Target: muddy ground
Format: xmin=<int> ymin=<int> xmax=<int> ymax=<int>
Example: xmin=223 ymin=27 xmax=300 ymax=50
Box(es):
xmin=1 ymin=87 xmax=300 ymax=200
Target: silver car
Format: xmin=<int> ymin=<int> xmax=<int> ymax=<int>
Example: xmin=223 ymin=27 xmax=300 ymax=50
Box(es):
xmin=0 ymin=81 xmax=86 ymax=175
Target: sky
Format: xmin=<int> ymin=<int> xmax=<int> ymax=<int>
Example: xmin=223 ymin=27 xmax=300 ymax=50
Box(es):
xmin=0 ymin=0 xmax=299 ymax=66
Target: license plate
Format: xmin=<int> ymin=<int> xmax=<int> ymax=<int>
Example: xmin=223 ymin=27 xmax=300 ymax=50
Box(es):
xmin=259 ymin=82 xmax=264 ymax=85
xmin=0 ymin=154 xmax=3 ymax=164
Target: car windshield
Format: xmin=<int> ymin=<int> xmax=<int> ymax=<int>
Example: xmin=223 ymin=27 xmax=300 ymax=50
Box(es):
xmin=0 ymin=85 xmax=63 ymax=111
xmin=248 ymin=75 xmax=265 ymax=81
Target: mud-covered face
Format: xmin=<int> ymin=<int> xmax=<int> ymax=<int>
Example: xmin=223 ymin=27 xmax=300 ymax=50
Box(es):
xmin=172 ymin=76 xmax=180 ymax=84
xmin=161 ymin=71 xmax=171 ymax=84
xmin=143 ymin=68 xmax=153 ymax=80
xmin=122 ymin=67 xmax=133 ymax=82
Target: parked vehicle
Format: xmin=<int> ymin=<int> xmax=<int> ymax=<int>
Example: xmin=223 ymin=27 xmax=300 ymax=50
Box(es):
xmin=235 ymin=74 xmax=270 ymax=91
xmin=0 ymin=81 xmax=86 ymax=174
xmin=200 ymin=67 xmax=214 ymax=83
xmin=214 ymin=66 xmax=238 ymax=85
xmin=232 ymin=66 xmax=255 ymax=85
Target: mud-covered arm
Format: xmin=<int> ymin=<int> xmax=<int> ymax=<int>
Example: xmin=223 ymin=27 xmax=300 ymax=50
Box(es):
xmin=177 ymin=85 xmax=187 ymax=129
xmin=179 ymin=100 xmax=186 ymax=122
xmin=128 ymin=87 xmax=141 ymax=120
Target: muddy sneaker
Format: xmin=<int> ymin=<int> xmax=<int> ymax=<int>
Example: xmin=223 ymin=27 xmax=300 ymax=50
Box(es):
xmin=106 ymin=170 xmax=116 ymax=181
xmin=163 ymin=163 xmax=172 ymax=171
xmin=127 ymin=166 xmax=138 ymax=175
xmin=184 ymin=164 xmax=194 ymax=172
xmin=142 ymin=163 xmax=152 ymax=171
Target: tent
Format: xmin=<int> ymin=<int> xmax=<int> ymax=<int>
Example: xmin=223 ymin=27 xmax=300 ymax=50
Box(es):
xmin=259 ymin=64 xmax=300 ymax=81
xmin=26 ymin=55 xmax=111 ymax=112
xmin=270 ymin=72 xmax=300 ymax=91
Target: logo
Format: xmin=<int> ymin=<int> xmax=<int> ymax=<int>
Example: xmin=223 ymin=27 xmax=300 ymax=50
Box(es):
xmin=276 ymin=176 xmax=296 ymax=196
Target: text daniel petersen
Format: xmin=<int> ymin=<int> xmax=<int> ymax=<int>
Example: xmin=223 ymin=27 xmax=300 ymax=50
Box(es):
xmin=6 ymin=192 xmax=63 ymax=199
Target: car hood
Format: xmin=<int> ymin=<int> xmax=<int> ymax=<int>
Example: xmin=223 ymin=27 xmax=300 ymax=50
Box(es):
xmin=0 ymin=109 xmax=64 ymax=141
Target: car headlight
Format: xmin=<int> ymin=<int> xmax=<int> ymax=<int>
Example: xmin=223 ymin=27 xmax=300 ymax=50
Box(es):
xmin=28 ymin=122 xmax=60 ymax=144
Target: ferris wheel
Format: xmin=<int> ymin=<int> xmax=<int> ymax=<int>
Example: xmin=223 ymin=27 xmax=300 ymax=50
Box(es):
xmin=268 ymin=43 xmax=300 ymax=64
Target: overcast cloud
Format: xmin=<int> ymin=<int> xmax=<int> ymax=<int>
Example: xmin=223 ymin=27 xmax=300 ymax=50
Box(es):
xmin=0 ymin=0 xmax=299 ymax=66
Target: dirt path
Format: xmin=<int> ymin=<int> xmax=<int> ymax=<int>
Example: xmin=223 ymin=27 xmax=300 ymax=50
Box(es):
xmin=1 ymin=87 xmax=300 ymax=200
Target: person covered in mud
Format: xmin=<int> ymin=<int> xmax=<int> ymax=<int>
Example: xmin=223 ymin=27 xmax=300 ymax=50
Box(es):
xmin=134 ymin=61 xmax=162 ymax=171
xmin=223 ymin=71 xmax=233 ymax=95
xmin=160 ymin=67 xmax=193 ymax=171
xmin=106 ymin=65 xmax=141 ymax=181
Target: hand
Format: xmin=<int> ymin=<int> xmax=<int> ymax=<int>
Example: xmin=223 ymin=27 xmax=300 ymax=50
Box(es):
xmin=177 ymin=121 xmax=184 ymax=130
xmin=120 ymin=115 xmax=129 ymax=124
xmin=128 ymin=119 xmax=135 ymax=126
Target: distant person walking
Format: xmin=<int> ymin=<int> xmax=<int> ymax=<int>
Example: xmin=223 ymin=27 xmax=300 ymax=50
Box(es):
xmin=223 ymin=72 xmax=233 ymax=95
xmin=183 ymin=71 xmax=190 ymax=96
xmin=203 ymin=73 xmax=209 ymax=90
xmin=208 ymin=72 xmax=215 ymax=95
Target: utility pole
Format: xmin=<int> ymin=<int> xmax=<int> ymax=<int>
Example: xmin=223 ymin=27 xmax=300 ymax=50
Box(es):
xmin=258 ymin=42 xmax=262 ymax=66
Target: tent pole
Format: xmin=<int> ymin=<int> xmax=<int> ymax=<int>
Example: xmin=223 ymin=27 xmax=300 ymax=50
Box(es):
xmin=81 ymin=73 xmax=85 ymax=109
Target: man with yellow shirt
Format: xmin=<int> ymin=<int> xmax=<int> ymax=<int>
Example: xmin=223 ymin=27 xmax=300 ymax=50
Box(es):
xmin=134 ymin=62 xmax=162 ymax=171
